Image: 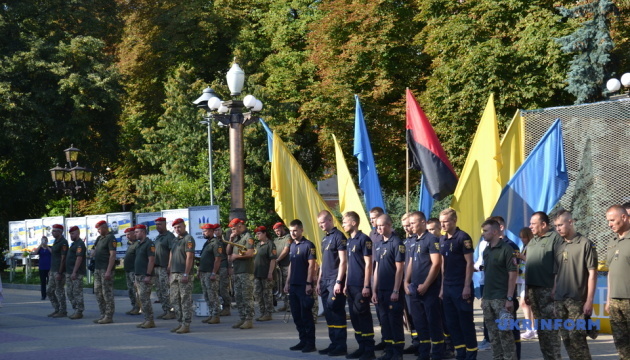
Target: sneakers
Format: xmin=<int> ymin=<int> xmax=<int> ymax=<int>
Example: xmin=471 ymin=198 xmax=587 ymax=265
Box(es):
xmin=521 ymin=330 xmax=538 ymax=340
xmin=478 ymin=339 xmax=491 ymax=351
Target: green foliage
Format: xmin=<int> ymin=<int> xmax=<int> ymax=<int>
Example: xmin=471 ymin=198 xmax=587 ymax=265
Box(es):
xmin=556 ymin=0 xmax=617 ymax=104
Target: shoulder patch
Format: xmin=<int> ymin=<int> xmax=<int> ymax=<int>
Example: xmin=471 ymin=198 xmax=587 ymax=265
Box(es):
xmin=399 ymin=245 xmax=406 ymax=254
xmin=62 ymin=245 xmax=67 ymax=251
xmin=272 ymin=249 xmax=277 ymax=256
xmin=340 ymin=238 xmax=347 ymax=246
xmin=186 ymin=241 xmax=193 ymax=249
xmin=76 ymin=247 xmax=82 ymax=254
xmin=248 ymin=238 xmax=255 ymax=245
xmin=150 ymin=246 xmax=156 ymax=252
xmin=112 ymin=241 xmax=117 ymax=248
xmin=434 ymin=242 xmax=440 ymax=251
xmin=366 ymin=240 xmax=372 ymax=249
xmin=310 ymin=247 xmax=316 ymax=255
xmin=464 ymin=239 xmax=472 ymax=249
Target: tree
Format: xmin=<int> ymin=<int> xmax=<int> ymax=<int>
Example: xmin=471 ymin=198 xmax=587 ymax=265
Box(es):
xmin=556 ymin=0 xmax=617 ymax=104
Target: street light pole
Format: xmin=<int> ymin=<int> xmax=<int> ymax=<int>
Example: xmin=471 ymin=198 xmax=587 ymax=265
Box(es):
xmin=201 ymin=118 xmax=214 ymax=205
xmin=49 ymin=145 xmax=94 ymax=217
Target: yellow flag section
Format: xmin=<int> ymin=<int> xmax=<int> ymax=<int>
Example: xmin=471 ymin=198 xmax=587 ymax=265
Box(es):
xmin=270 ymin=131 xmax=343 ymax=263
xmin=332 ymin=134 xmax=371 ymax=235
xmin=450 ymin=94 xmax=503 ymax=245
xmin=499 ymin=110 xmax=524 ymax=188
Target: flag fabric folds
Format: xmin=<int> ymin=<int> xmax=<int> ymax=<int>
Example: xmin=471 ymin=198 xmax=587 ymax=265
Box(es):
xmin=499 ymin=111 xmax=525 ymax=188
xmin=450 ymin=94 xmax=503 ymax=243
xmin=418 ymin=174 xmax=435 ymax=219
xmin=406 ymin=88 xmax=458 ymax=201
xmin=491 ymin=119 xmax=569 ymax=248
xmin=353 ymin=95 xmax=386 ymax=213
xmin=259 ymin=118 xmax=274 ymax=162
xmin=271 ymin=132 xmax=342 ymax=261
xmin=333 ymin=135 xmax=371 ymax=235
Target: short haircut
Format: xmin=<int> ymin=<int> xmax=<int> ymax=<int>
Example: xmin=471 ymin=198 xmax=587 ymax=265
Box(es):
xmin=343 ymin=211 xmax=360 ymax=225
xmin=289 ymin=219 xmax=303 ymax=229
xmin=410 ymin=211 xmax=426 ymax=222
xmin=440 ymin=208 xmax=457 ymax=221
xmin=607 ymin=204 xmax=629 ymax=216
xmin=370 ymin=207 xmax=385 ymax=216
xmin=532 ymin=211 xmax=550 ymax=226
xmin=378 ymin=214 xmax=393 ymax=226
xmin=481 ymin=219 xmax=500 ymax=231
xmin=427 ymin=218 xmax=440 ymax=226
xmin=401 ymin=213 xmax=409 ymax=222
xmin=554 ymin=209 xmax=573 ymax=221
xmin=519 ymin=227 xmax=534 ymax=241
xmin=623 ymin=202 xmax=630 ymax=211
xmin=318 ymin=210 xmax=333 ymax=221
xmin=488 ymin=215 xmax=505 ymax=227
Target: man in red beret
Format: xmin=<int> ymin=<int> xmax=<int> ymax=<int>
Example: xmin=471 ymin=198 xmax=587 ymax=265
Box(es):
xmin=227 ymin=218 xmax=256 ymax=329
xmin=253 ymin=226 xmax=277 ymax=322
xmin=123 ymin=226 xmax=141 ymax=315
xmin=47 ymin=224 xmax=69 ymax=318
xmin=198 ymin=223 xmax=223 ymax=324
xmin=274 ymin=222 xmax=292 ymax=312
xmin=214 ymin=224 xmax=232 ymax=316
xmin=91 ymin=220 xmax=117 ymax=324
xmin=154 ymin=217 xmax=176 ymax=320
xmin=168 ymin=218 xmax=195 ymax=334
xmin=66 ymin=226 xmax=86 ymax=319
xmin=134 ymin=224 xmax=156 ymax=329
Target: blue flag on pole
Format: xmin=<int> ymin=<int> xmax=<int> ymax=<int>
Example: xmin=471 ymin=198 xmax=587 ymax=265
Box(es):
xmin=353 ymin=95 xmax=386 ymax=213
xmin=491 ymin=119 xmax=569 ymax=248
xmin=259 ymin=118 xmax=273 ymax=162
xmin=418 ymin=174 xmax=434 ymax=218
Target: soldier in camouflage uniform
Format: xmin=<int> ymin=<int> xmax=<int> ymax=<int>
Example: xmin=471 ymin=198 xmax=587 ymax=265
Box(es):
xmin=47 ymin=224 xmax=68 ymax=318
xmin=274 ymin=222 xmax=292 ymax=312
xmin=605 ymin=205 xmax=630 ymax=359
xmin=480 ymin=219 xmax=518 ymax=360
xmin=215 ymin=225 xmax=232 ymax=316
xmin=92 ymin=220 xmax=117 ymax=324
xmin=227 ymin=218 xmax=256 ymax=329
xmin=65 ymin=226 xmax=86 ymax=319
xmin=134 ymin=224 xmax=156 ymax=329
xmin=199 ymin=223 xmax=223 ymax=324
xmin=553 ymin=210 xmax=597 ymax=360
xmin=123 ymin=226 xmax=141 ymax=315
xmin=525 ymin=212 xmax=562 ymax=359
xmin=168 ymin=218 xmax=195 ymax=334
xmin=153 ymin=217 xmax=176 ymax=320
xmin=253 ymin=226 xmax=277 ymax=321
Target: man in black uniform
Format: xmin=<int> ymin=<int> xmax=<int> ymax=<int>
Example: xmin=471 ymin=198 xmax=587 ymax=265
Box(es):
xmin=285 ymin=219 xmax=318 ymax=353
xmin=439 ymin=208 xmax=477 ymax=360
xmin=317 ymin=210 xmax=348 ymax=356
xmin=372 ymin=214 xmax=405 ymax=360
xmin=405 ymin=211 xmax=444 ymax=360
xmin=343 ymin=211 xmax=375 ymax=360
xmin=368 ymin=207 xmax=386 ymax=351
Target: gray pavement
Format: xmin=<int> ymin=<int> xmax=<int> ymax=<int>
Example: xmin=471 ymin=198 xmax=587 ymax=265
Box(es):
xmin=0 ymin=286 xmax=620 ymax=359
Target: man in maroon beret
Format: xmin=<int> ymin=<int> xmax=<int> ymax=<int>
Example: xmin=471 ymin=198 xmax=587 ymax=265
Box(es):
xmin=47 ymin=224 xmax=68 ymax=318
xmin=168 ymin=218 xmax=195 ymax=334
xmin=274 ymin=222 xmax=292 ymax=312
xmin=66 ymin=225 xmax=86 ymax=319
xmin=154 ymin=217 xmax=176 ymax=320
xmin=123 ymin=226 xmax=141 ymax=315
xmin=91 ymin=220 xmax=117 ymax=324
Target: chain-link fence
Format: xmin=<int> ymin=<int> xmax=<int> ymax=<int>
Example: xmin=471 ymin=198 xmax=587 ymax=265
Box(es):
xmin=521 ymin=97 xmax=630 ymax=255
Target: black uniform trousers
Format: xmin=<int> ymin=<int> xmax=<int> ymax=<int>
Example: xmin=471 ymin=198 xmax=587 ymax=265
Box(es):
xmin=321 ymin=279 xmax=347 ymax=351
xmin=289 ymin=284 xmax=316 ymax=347
xmin=409 ymin=285 xmax=445 ymax=360
xmin=377 ymin=289 xmax=405 ymax=356
xmin=442 ymin=284 xmax=477 ymax=360
xmin=347 ymin=285 xmax=375 ymax=352
xmin=404 ymin=293 xmax=420 ymax=345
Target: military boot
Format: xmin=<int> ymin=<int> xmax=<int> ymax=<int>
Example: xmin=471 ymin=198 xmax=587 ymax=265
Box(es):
xmin=232 ymin=319 xmax=245 ymax=329
xmin=208 ymin=316 xmax=220 ymax=324
xmin=239 ymin=320 xmax=253 ymax=329
xmin=52 ymin=311 xmax=67 ymax=318
xmin=69 ymin=312 xmax=83 ymax=320
xmin=126 ymin=307 xmax=141 ymax=315
xmin=257 ymin=314 xmax=272 ymax=321
xmin=219 ymin=307 xmax=231 ymax=316
xmin=141 ymin=320 xmax=156 ymax=329
xmin=137 ymin=321 xmax=147 ymax=328
xmin=201 ymin=316 xmax=212 ymax=323
xmin=98 ymin=317 xmax=113 ymax=324
xmin=176 ymin=324 xmax=190 ymax=334
xmin=48 ymin=311 xmax=58 ymax=317
xmin=162 ymin=311 xmax=176 ymax=320
xmin=170 ymin=324 xmax=182 ymax=333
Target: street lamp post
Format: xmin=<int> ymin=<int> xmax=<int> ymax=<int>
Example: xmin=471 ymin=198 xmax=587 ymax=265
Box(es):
xmin=193 ymin=62 xmax=263 ymax=221
xmin=49 ymin=145 xmax=94 ymax=217
xmin=606 ymin=72 xmax=630 ymax=99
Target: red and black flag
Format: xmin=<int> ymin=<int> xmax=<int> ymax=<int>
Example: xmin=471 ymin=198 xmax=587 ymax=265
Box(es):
xmin=406 ymin=89 xmax=458 ymax=200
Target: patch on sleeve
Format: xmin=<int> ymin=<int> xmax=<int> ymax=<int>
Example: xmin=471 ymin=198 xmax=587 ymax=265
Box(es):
xmin=340 ymin=239 xmax=347 ymax=247
xmin=150 ymin=246 xmax=156 ymax=253
xmin=512 ymin=257 xmax=518 ymax=266
xmin=272 ymin=249 xmax=277 ymax=256
xmin=76 ymin=247 xmax=82 ymax=254
xmin=310 ymin=248 xmax=316 ymax=255
xmin=187 ymin=241 xmax=193 ymax=249
xmin=434 ymin=242 xmax=440 ymax=251
xmin=62 ymin=245 xmax=67 ymax=251
xmin=366 ymin=240 xmax=372 ymax=249
xmin=248 ymin=238 xmax=255 ymax=246
xmin=112 ymin=241 xmax=117 ymax=248
xmin=463 ymin=239 xmax=472 ymax=249
xmin=218 ymin=247 xmax=223 ymax=254
xmin=398 ymin=245 xmax=406 ymax=254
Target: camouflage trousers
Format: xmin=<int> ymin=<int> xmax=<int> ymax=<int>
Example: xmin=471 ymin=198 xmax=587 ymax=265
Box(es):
xmin=219 ymin=267 xmax=232 ymax=309
xmin=153 ymin=267 xmax=171 ymax=313
xmin=65 ymin=274 xmax=84 ymax=313
xmin=254 ymin=277 xmax=274 ymax=316
xmin=609 ymin=298 xmax=630 ymax=359
xmin=169 ymin=273 xmax=193 ymax=325
xmin=94 ymin=269 xmax=115 ymax=318
xmin=126 ymin=271 xmax=140 ymax=310
xmin=527 ymin=287 xmax=561 ymax=360
xmin=47 ymin=272 xmax=66 ymax=313
xmin=200 ymin=272 xmax=221 ymax=316
xmin=278 ymin=266 xmax=289 ymax=308
xmin=555 ymin=298 xmax=591 ymax=360
xmin=482 ymin=299 xmax=517 ymax=360
xmin=234 ymin=273 xmax=254 ymax=321
xmin=135 ymin=275 xmax=154 ymax=322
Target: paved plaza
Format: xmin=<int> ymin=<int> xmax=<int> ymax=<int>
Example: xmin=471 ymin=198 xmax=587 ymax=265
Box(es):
xmin=0 ymin=285 xmax=620 ymax=359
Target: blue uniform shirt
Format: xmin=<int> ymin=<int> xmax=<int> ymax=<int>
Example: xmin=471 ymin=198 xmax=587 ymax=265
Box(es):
xmin=410 ymin=230 xmax=441 ymax=288
xmin=440 ymin=227 xmax=474 ymax=287
xmin=376 ymin=234 xmax=405 ymax=291
xmin=289 ymin=238 xmax=317 ymax=285
xmin=321 ymin=227 xmax=347 ymax=281
xmin=404 ymin=234 xmax=418 ymax=266
xmin=347 ymin=231 xmax=372 ymax=287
